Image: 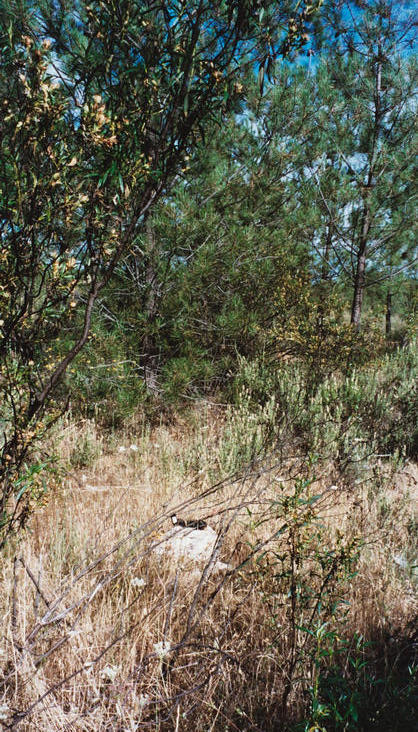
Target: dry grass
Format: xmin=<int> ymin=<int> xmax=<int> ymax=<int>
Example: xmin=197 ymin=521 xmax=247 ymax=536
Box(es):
xmin=0 ymin=411 xmax=416 ymax=731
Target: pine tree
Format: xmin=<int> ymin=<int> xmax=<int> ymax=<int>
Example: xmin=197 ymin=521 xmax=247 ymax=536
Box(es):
xmin=303 ymin=0 xmax=417 ymax=327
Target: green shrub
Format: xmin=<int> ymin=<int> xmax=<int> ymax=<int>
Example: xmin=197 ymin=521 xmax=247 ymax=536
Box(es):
xmin=297 ymin=631 xmax=417 ymax=732
xmin=231 ymin=339 xmax=417 ymax=464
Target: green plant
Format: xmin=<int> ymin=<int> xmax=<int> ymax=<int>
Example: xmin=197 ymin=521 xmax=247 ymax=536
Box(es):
xmin=250 ymin=478 xmax=361 ymax=720
xmin=0 ymin=458 xmax=58 ymax=536
xmin=297 ymin=632 xmax=418 ymax=732
xmin=231 ymin=338 xmax=417 ymax=465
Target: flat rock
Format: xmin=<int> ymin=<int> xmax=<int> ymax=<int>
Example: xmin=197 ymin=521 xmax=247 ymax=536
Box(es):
xmin=154 ymin=525 xmax=228 ymax=572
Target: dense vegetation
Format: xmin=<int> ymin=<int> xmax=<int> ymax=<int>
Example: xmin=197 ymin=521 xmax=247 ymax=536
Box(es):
xmin=0 ymin=1 xmax=416 ymax=730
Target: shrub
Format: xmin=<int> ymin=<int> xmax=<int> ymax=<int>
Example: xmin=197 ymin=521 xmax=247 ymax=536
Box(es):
xmin=231 ymin=339 xmax=417 ymax=464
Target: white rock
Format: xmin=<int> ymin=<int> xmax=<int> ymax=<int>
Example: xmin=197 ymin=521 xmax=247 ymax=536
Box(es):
xmin=0 ymin=704 xmax=10 ymax=722
xmin=393 ymin=554 xmax=408 ymax=569
xmin=154 ymin=526 xmax=228 ymax=572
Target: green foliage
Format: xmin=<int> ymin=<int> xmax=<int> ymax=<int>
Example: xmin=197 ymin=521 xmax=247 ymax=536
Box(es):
xmin=232 ymin=338 xmax=418 ymax=463
xmin=63 ymin=319 xmax=148 ymax=425
xmin=0 ymin=458 xmax=59 ymax=535
xmin=161 ymin=357 xmax=216 ymax=401
xmin=245 ymin=467 xmax=416 ymax=732
xmin=0 ymin=0 xmax=315 ymax=544
xmin=0 ymin=28 xmax=87 ymax=538
xmin=249 ymin=477 xmax=361 ymax=720
xmin=68 ymin=420 xmax=103 ymax=469
xmin=91 ymin=13 xmax=416 ymax=400
xmin=95 ymin=94 xmax=317 ymax=398
xmin=297 ymin=632 xmax=418 ymax=732
xmin=178 ymin=336 xmax=417 ymax=490
xmin=299 ymin=20 xmax=417 ymax=327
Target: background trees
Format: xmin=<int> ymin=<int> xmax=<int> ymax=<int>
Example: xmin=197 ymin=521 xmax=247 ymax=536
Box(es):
xmin=90 ymin=4 xmax=417 ymax=407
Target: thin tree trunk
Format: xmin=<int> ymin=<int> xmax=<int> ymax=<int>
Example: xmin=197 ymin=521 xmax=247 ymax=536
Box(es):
xmin=351 ymin=191 xmax=372 ymax=329
xmin=386 ymin=291 xmax=392 ymax=337
xmin=351 ymin=46 xmax=382 ymax=330
xmin=143 ymin=219 xmax=160 ymax=393
xmin=317 ymin=223 xmax=333 ymax=334
xmin=351 ymin=246 xmax=367 ymax=328
xmin=321 ymin=223 xmax=332 ymax=282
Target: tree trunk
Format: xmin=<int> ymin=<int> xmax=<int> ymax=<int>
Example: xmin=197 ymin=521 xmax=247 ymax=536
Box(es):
xmin=317 ymin=224 xmax=333 ymax=333
xmin=351 ymin=47 xmax=382 ymax=330
xmin=351 ymin=247 xmax=367 ymax=328
xmin=142 ymin=219 xmax=160 ymax=393
xmin=386 ymin=291 xmax=392 ymax=338
xmin=351 ymin=199 xmax=371 ymax=329
xmin=321 ymin=223 xmax=332 ymax=282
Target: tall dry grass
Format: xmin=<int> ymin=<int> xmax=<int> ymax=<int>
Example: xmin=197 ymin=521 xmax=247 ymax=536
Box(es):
xmin=0 ymin=410 xmax=416 ymax=731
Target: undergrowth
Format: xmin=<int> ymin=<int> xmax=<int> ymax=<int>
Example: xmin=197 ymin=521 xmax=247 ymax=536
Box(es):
xmin=0 ymin=342 xmax=416 ymax=730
